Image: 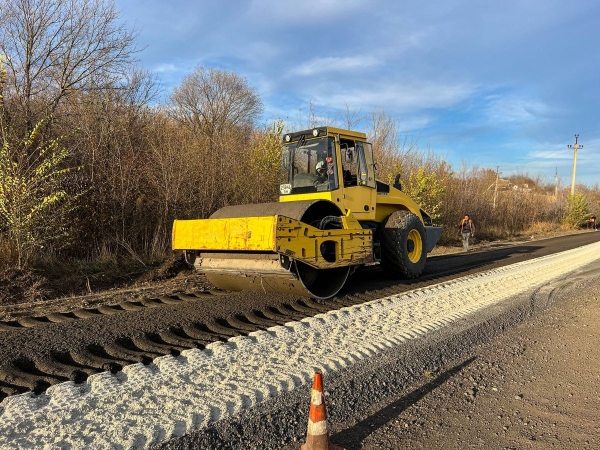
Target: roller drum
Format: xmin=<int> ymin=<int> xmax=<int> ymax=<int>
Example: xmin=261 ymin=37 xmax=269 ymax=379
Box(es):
xmin=199 ymin=200 xmax=351 ymax=299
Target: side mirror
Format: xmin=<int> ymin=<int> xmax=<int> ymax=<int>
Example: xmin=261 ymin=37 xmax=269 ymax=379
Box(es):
xmin=393 ymin=173 xmax=402 ymax=191
xmin=345 ymin=149 xmax=354 ymax=163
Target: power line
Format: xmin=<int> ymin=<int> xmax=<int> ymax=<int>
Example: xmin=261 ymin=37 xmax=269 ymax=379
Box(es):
xmin=501 ymin=126 xmax=600 ymax=174
xmin=568 ymin=134 xmax=583 ymax=195
xmin=493 ymin=166 xmax=499 ymax=209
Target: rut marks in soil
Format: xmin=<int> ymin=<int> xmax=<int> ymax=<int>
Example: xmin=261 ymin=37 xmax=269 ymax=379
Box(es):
xmin=0 ymin=240 xmax=572 ymax=335
xmin=4 ymin=235 xmax=595 ymax=404
xmin=0 ymin=261 xmax=499 ymax=402
xmin=0 ymin=298 xmax=338 ymax=403
xmin=0 ymin=291 xmax=216 ymax=332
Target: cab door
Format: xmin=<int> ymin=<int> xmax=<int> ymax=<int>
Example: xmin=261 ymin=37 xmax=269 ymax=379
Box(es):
xmin=340 ymin=141 xmax=376 ymax=221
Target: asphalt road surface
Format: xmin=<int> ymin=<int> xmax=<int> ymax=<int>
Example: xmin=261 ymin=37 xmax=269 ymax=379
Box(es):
xmin=328 ymin=264 xmax=600 ymax=449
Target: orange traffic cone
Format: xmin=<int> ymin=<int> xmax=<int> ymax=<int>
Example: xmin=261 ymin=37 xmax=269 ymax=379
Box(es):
xmin=301 ymin=371 xmax=345 ymax=450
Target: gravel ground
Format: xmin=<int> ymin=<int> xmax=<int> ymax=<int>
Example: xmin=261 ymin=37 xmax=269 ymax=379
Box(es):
xmin=1 ymin=243 xmax=597 ymax=448
xmin=155 ymin=244 xmax=600 ymax=450
xmin=0 ymin=233 xmax=598 ymax=449
xmin=336 ymin=266 xmax=600 ymax=449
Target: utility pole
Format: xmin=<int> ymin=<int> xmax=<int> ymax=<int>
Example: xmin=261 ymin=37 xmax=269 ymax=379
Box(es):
xmin=568 ymin=134 xmax=583 ymax=196
xmin=493 ymin=166 xmax=499 ymax=209
xmin=554 ymin=167 xmax=559 ymax=199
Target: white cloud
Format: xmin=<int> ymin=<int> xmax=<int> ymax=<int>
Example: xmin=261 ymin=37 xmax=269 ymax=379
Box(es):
xmin=248 ymin=0 xmax=368 ymax=22
xmin=527 ymin=150 xmax=571 ymax=161
xmin=153 ymin=63 xmax=187 ymax=74
xmin=292 ymin=55 xmax=382 ymax=77
xmin=261 ymin=79 xmax=472 ymax=134
xmin=486 ymin=96 xmax=555 ymax=123
xmin=310 ymin=79 xmax=474 ymax=113
xmin=398 ymin=115 xmax=433 ymax=132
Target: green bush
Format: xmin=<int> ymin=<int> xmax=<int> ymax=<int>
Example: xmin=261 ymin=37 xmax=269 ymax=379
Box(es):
xmin=0 ymin=58 xmax=82 ymax=267
xmin=563 ymin=194 xmax=589 ymax=227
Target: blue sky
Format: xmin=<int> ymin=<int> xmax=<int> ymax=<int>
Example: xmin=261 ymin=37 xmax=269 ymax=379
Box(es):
xmin=115 ymin=0 xmax=600 ymax=187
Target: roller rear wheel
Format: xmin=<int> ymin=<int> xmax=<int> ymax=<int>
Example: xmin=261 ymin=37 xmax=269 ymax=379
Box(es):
xmin=380 ymin=210 xmax=427 ymax=278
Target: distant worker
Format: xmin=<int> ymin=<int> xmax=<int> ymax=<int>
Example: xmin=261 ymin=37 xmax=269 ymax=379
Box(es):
xmin=590 ymin=213 xmax=597 ymax=230
xmin=459 ymin=214 xmax=475 ymax=252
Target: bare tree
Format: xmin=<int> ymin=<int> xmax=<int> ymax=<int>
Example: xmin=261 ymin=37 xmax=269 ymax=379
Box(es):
xmin=295 ymin=98 xmax=339 ymax=130
xmin=0 ymin=0 xmax=139 ymax=129
xmin=170 ymin=66 xmax=263 ymax=142
xmin=343 ymin=102 xmax=364 ymax=129
xmin=117 ymin=68 xmax=160 ymax=112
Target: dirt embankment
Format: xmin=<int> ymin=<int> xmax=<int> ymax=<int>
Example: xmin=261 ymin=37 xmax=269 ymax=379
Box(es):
xmin=0 ymin=255 xmax=193 ymax=306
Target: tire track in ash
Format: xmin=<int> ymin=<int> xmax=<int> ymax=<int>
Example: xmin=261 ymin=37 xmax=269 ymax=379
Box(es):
xmin=3 ymin=242 xmax=600 ymax=449
xmin=0 ymin=294 xmax=366 ymax=401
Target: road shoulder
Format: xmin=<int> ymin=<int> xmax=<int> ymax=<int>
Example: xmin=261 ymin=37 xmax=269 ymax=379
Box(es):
xmin=338 ymin=266 xmax=600 ymax=449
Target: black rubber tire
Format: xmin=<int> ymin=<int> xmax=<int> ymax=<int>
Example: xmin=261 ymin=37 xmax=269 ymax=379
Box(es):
xmin=380 ymin=210 xmax=427 ymax=278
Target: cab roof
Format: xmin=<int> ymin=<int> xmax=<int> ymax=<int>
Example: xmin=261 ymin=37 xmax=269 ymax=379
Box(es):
xmin=283 ymin=126 xmax=367 ymax=143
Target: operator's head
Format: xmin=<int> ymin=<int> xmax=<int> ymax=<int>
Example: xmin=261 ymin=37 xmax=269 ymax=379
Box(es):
xmin=464 ymin=214 xmax=470 ymax=220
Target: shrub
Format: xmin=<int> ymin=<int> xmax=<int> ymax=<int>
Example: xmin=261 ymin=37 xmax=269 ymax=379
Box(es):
xmin=563 ymin=194 xmax=589 ymax=227
xmin=0 ymin=58 xmax=82 ymax=267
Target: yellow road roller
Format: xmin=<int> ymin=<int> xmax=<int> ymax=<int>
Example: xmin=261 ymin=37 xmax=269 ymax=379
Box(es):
xmin=172 ymin=127 xmax=442 ymax=299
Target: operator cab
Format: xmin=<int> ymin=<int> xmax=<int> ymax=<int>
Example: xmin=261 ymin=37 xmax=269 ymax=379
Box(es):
xmin=279 ymin=127 xmax=376 ymax=193
xmin=279 ymin=133 xmax=339 ymax=195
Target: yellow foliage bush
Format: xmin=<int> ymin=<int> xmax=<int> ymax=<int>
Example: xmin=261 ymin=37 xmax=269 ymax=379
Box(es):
xmin=0 ymin=58 xmax=81 ymax=267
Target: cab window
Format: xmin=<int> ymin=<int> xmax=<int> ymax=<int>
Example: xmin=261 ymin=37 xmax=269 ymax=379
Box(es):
xmin=340 ymin=138 xmax=375 ymax=188
xmin=357 ymin=142 xmax=376 ymax=188
xmin=280 ymin=136 xmax=339 ymax=194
